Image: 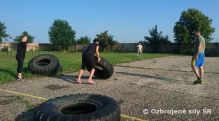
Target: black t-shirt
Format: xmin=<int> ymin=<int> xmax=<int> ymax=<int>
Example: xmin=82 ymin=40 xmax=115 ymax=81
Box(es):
xmin=83 ymin=43 xmax=98 ymax=57
xmin=16 ymin=42 xmax=27 ymax=60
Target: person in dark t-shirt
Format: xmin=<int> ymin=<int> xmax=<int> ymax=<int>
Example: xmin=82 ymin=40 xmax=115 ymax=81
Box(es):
xmin=76 ymin=38 xmax=101 ymax=84
xmin=16 ymin=35 xmax=28 ymax=81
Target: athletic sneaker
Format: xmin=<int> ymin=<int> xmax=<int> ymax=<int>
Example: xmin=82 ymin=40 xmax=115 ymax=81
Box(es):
xmin=193 ymin=78 xmax=202 ymax=84
xmin=200 ymin=78 xmax=204 ymax=84
xmin=16 ymin=77 xmax=24 ymax=81
xmin=76 ymin=79 xmax=82 ymax=84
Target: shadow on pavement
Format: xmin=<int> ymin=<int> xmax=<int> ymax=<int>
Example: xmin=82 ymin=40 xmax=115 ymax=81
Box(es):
xmin=15 ymin=108 xmax=36 ymax=121
xmin=115 ymin=71 xmax=193 ymax=85
xmin=116 ymin=71 xmax=219 ymax=100
xmin=0 ymin=95 xmax=20 ymax=105
xmin=115 ymin=65 xmax=219 ymax=75
xmin=55 ymin=74 xmax=102 ymax=84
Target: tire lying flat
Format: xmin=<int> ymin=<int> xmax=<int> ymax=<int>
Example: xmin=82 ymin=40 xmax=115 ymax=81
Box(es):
xmin=86 ymin=57 xmax=114 ymax=79
xmin=28 ymin=54 xmax=62 ymax=76
xmin=35 ymin=94 xmax=120 ymax=121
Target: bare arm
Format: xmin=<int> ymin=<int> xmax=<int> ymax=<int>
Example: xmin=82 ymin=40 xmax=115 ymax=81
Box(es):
xmin=194 ymin=42 xmax=201 ymax=59
xmin=96 ymin=45 xmax=100 ymax=62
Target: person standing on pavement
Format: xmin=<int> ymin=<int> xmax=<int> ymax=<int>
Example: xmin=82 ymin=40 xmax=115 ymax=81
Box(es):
xmin=191 ymin=30 xmax=206 ymax=84
xmin=76 ymin=38 xmax=101 ymax=84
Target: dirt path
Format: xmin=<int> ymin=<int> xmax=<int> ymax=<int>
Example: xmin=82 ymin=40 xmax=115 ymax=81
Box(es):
xmin=0 ymin=56 xmax=218 ymax=121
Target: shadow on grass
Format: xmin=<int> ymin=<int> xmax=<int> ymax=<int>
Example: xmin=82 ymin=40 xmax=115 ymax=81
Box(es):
xmin=23 ymin=67 xmax=30 ymax=73
xmin=0 ymin=67 xmax=30 ymax=77
xmin=0 ymin=69 xmax=17 ymax=78
xmin=15 ymin=107 xmax=36 ymax=121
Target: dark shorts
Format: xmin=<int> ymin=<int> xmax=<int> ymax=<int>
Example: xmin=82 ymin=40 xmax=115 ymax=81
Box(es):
xmin=81 ymin=55 xmax=96 ymax=70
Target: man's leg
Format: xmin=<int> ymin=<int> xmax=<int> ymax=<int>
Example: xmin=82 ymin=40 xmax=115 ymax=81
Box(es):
xmin=199 ymin=66 xmax=204 ymax=78
xmin=76 ymin=55 xmax=86 ymax=83
xmin=77 ymin=69 xmax=84 ymax=83
xmin=198 ymin=53 xmax=205 ymax=83
xmin=87 ymin=56 xmax=96 ymax=84
xmin=191 ymin=57 xmax=203 ymax=84
xmin=88 ymin=68 xmax=95 ymax=84
xmin=199 ymin=66 xmax=204 ymax=84
xmin=192 ymin=65 xmax=203 ymax=84
xmin=191 ymin=58 xmax=200 ymax=78
xmin=192 ymin=66 xmax=200 ymax=78
xmin=17 ymin=59 xmax=23 ymax=80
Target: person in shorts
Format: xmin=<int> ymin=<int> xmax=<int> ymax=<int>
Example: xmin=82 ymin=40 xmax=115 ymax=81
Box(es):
xmin=76 ymin=38 xmax=101 ymax=84
xmin=137 ymin=43 xmax=143 ymax=56
xmin=191 ymin=30 xmax=206 ymax=84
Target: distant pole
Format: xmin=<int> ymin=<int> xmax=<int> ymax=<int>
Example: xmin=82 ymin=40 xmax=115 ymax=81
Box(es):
xmin=75 ymin=41 xmax=77 ymax=53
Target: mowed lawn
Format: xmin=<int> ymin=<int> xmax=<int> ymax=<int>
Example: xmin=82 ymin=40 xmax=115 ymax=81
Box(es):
xmin=0 ymin=51 xmax=170 ymax=83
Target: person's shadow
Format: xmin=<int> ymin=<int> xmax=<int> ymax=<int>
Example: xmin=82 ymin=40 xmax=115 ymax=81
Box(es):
xmin=0 ymin=69 xmax=17 ymax=78
xmin=15 ymin=107 xmax=37 ymax=121
xmin=55 ymin=74 xmax=78 ymax=83
xmin=0 ymin=67 xmax=30 ymax=79
xmin=55 ymin=74 xmax=101 ymax=84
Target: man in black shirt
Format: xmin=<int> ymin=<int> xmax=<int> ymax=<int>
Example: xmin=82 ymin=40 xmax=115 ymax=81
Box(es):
xmin=76 ymin=38 xmax=101 ymax=84
xmin=16 ymin=35 xmax=28 ymax=81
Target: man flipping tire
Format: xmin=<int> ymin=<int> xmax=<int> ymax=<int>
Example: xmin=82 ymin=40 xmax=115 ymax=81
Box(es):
xmin=76 ymin=38 xmax=101 ymax=84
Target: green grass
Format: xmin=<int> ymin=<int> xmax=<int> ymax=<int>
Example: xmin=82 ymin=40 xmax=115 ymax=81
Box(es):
xmin=0 ymin=51 xmax=171 ymax=84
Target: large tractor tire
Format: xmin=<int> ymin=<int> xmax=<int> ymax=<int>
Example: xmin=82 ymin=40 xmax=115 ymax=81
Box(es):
xmin=28 ymin=54 xmax=62 ymax=76
xmin=50 ymin=64 xmax=63 ymax=76
xmin=86 ymin=57 xmax=113 ymax=79
xmin=35 ymin=94 xmax=120 ymax=121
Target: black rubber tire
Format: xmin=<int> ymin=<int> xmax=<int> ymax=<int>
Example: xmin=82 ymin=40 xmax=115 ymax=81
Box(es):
xmin=35 ymin=94 xmax=120 ymax=121
xmin=50 ymin=64 xmax=63 ymax=76
xmin=28 ymin=54 xmax=61 ymax=76
xmin=94 ymin=58 xmax=114 ymax=79
xmin=86 ymin=57 xmax=114 ymax=79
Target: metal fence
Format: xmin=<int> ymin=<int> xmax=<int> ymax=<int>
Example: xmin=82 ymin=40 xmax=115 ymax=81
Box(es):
xmin=1 ymin=43 xmax=219 ymax=56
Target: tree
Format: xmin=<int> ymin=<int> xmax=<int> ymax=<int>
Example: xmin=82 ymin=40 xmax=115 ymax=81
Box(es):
xmin=174 ymin=8 xmax=215 ymax=44
xmin=0 ymin=21 xmax=8 ymax=43
xmin=49 ymin=19 xmax=76 ymax=50
xmin=77 ymin=36 xmax=91 ymax=45
xmin=96 ymin=31 xmax=118 ymax=51
xmin=144 ymin=25 xmax=171 ymax=52
xmin=13 ymin=31 xmax=34 ymax=43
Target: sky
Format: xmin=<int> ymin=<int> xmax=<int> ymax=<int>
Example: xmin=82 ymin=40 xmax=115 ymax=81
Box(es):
xmin=0 ymin=0 xmax=219 ymax=43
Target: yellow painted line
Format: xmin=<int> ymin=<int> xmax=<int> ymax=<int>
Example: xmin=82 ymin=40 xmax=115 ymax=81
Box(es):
xmin=0 ymin=88 xmax=48 ymax=101
xmin=121 ymin=114 xmax=147 ymax=121
xmin=0 ymin=88 xmax=147 ymax=121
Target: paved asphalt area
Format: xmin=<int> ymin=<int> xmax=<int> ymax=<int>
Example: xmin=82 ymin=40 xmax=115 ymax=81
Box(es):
xmin=0 ymin=56 xmax=218 ymax=121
